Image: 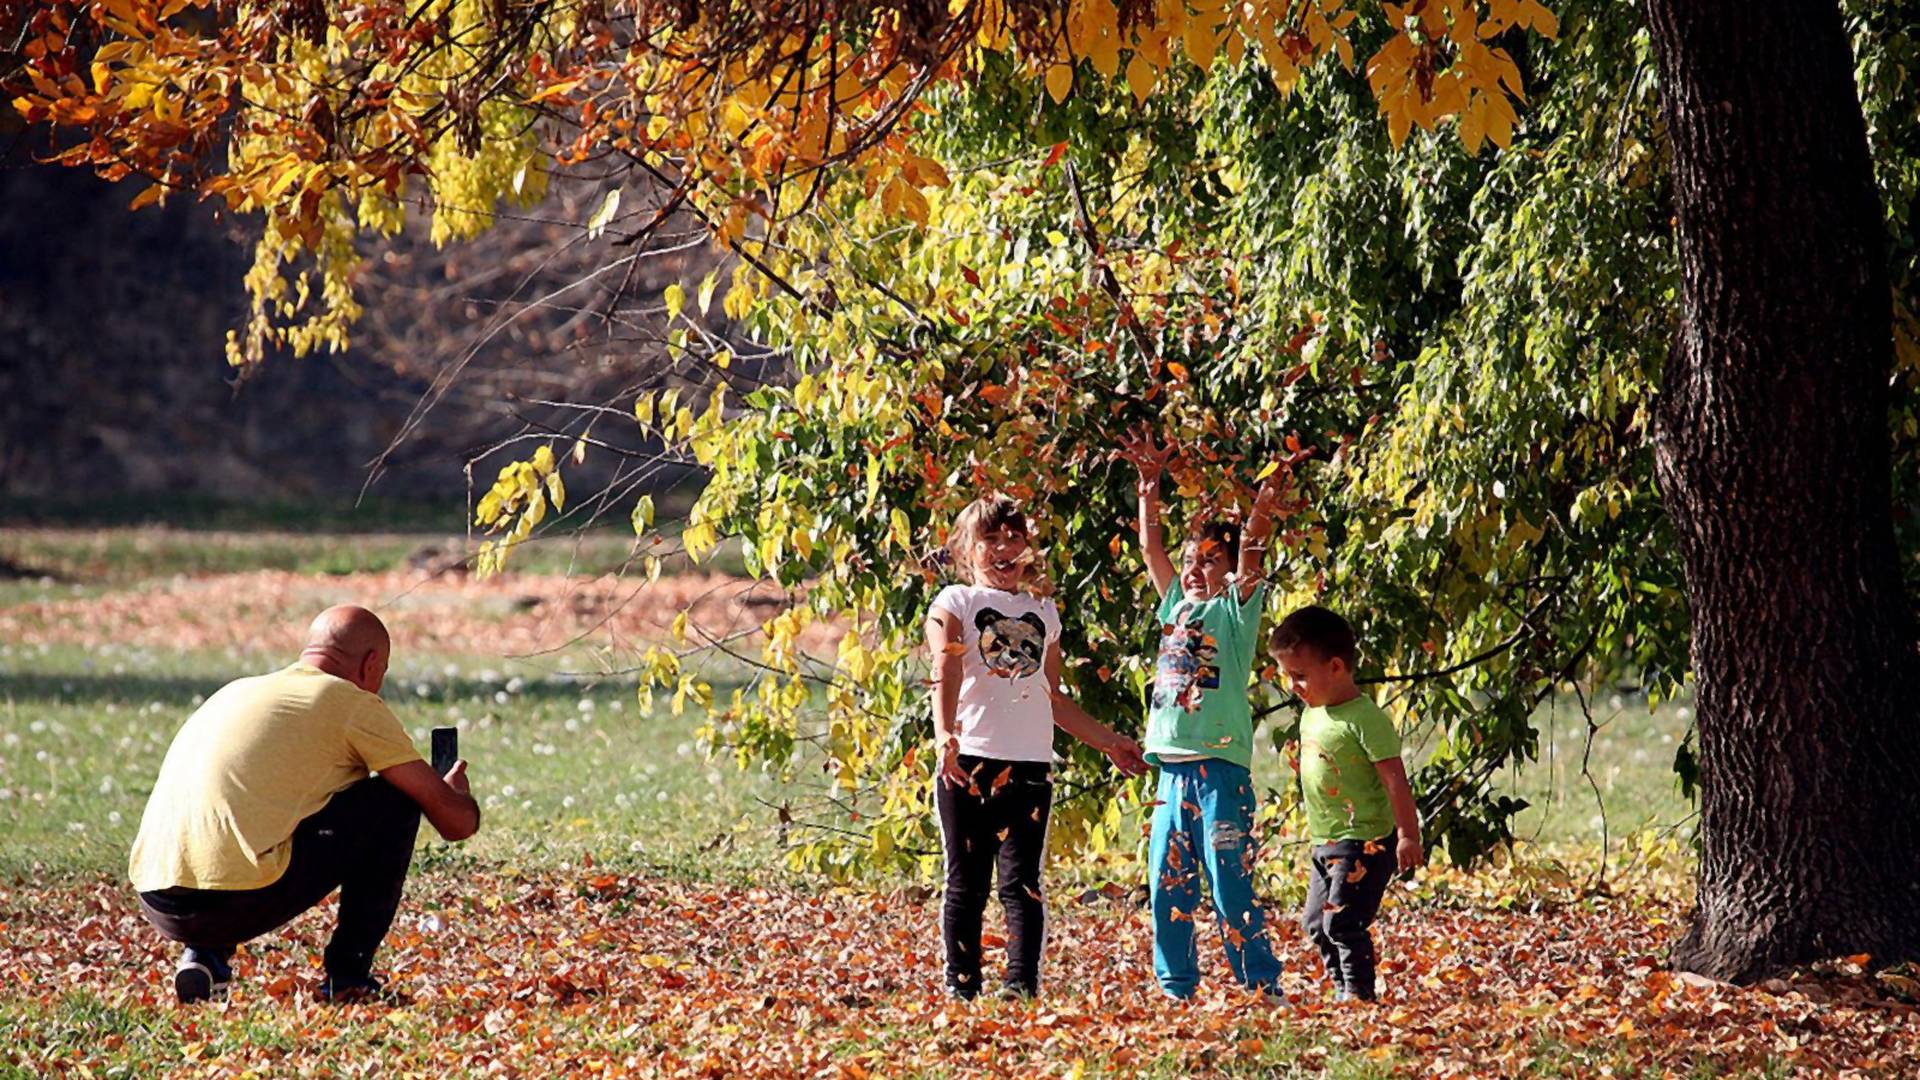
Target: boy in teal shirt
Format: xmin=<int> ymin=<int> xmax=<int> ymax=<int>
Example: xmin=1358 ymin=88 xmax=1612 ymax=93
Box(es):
xmin=1269 ymin=605 xmax=1424 ymax=1001
xmin=1120 ymin=425 xmax=1287 ymax=999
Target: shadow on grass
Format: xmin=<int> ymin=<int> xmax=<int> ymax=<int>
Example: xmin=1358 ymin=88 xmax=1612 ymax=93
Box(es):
xmin=0 ymin=669 xmax=637 ymax=709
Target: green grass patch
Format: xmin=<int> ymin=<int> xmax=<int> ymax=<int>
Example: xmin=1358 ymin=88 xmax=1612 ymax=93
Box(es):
xmin=1500 ymin=692 xmax=1696 ymax=846
xmin=0 ymin=644 xmax=811 ymax=882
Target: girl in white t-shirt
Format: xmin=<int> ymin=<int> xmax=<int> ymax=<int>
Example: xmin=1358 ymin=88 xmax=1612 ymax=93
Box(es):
xmin=925 ymin=494 xmax=1148 ymax=999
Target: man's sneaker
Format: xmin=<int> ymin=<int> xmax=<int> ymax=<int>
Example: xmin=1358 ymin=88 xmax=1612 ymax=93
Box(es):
xmin=173 ymin=949 xmax=231 ymax=1005
xmin=318 ymin=973 xmax=386 ymax=1003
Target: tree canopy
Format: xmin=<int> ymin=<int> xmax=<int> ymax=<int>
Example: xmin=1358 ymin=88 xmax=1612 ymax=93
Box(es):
xmin=8 ymin=0 xmax=1919 ymax=882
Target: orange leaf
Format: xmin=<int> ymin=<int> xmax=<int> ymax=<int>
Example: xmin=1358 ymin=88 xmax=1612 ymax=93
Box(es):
xmin=990 ymin=766 xmax=1013 ymax=797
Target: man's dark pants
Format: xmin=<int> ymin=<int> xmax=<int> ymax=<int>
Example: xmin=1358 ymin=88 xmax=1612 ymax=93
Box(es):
xmin=1302 ymin=830 xmax=1399 ymax=999
xmin=138 ymin=777 xmax=421 ymax=982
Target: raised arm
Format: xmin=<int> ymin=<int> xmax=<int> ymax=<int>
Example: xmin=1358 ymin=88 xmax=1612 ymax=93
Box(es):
xmin=1236 ymin=465 xmax=1286 ymax=603
xmin=1043 ymin=642 xmax=1148 ymax=777
xmin=925 ymin=606 xmax=971 ymax=787
xmin=1118 ymin=423 xmax=1176 ymax=597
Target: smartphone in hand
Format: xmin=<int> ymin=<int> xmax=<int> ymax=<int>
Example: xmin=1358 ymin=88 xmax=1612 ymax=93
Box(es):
xmin=431 ymin=727 xmax=459 ymax=776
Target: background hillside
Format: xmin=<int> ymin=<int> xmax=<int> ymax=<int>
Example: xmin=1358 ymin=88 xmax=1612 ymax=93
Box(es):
xmin=0 ymin=138 xmax=714 ymax=519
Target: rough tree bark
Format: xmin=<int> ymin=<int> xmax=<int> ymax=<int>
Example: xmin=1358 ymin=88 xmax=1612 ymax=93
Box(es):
xmin=1644 ymin=0 xmax=1920 ymax=982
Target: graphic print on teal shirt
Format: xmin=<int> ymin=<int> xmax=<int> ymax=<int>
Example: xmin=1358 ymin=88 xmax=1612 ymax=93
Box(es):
xmin=1152 ymin=611 xmax=1221 ymax=712
xmin=1143 ymin=581 xmax=1266 ymax=769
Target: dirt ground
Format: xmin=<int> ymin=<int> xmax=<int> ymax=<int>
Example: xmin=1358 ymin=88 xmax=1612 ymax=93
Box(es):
xmin=0 ymin=567 xmax=841 ymax=659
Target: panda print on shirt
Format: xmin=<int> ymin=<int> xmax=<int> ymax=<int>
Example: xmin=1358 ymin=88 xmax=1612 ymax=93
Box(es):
xmin=976 ymin=608 xmax=1047 ymax=679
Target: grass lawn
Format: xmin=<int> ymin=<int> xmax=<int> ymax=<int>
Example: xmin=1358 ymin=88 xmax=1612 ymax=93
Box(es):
xmin=0 ymin=641 xmax=822 ymax=883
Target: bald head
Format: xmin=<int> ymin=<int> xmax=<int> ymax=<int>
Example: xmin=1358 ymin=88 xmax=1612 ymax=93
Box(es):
xmin=301 ymin=605 xmax=392 ymax=693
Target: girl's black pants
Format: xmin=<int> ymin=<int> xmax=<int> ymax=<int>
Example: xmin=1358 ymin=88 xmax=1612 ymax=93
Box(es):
xmin=935 ymin=755 xmax=1052 ymax=998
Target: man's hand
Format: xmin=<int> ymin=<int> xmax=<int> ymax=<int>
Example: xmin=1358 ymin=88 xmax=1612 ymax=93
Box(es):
xmin=1102 ymin=734 xmax=1151 ymax=778
xmin=381 ymin=758 xmax=480 ymax=842
xmin=1396 ymin=833 xmax=1425 ymax=874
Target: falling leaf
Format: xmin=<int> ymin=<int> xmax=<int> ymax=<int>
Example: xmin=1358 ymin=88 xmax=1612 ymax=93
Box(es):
xmin=990 ymin=766 xmax=1013 ymax=797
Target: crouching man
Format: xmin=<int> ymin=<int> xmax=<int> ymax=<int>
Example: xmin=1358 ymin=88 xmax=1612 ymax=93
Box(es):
xmin=129 ymin=605 xmax=479 ymax=1003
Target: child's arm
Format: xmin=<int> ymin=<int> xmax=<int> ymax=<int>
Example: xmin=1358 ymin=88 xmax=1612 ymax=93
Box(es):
xmin=925 ymin=608 xmax=972 ymax=787
xmin=1235 ymin=466 xmax=1286 ymax=603
xmin=1118 ymin=424 xmax=1176 ymax=597
xmin=1372 ymin=756 xmax=1425 ymax=871
xmin=1044 ymin=643 xmax=1149 ymax=777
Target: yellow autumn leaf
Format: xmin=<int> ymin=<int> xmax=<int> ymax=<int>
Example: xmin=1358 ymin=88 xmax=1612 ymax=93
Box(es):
xmin=1183 ymin=13 xmax=1222 ymax=71
xmin=1045 ymin=61 xmax=1075 ymax=104
xmin=1386 ymin=98 xmax=1414 ymax=149
xmin=723 ymin=279 xmax=754 ymax=320
xmin=1088 ymin=28 xmax=1121 ymax=79
xmin=898 ymin=180 xmax=930 ymax=224
xmin=1125 ymin=51 xmax=1157 ymax=103
xmin=1459 ymin=97 xmax=1488 ymax=155
xmin=1525 ymin=0 xmax=1560 ymax=38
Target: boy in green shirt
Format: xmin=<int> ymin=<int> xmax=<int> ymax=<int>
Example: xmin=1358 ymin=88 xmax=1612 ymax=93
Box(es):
xmin=1119 ymin=424 xmax=1288 ymax=999
xmin=1270 ymin=605 xmax=1424 ymax=1001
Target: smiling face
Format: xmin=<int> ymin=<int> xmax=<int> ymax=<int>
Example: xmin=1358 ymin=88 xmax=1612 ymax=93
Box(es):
xmin=971 ymin=526 xmax=1032 ymax=591
xmin=1180 ymin=534 xmax=1233 ymax=600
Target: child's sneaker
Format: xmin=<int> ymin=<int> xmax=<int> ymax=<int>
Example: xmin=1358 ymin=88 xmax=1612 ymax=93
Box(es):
xmin=173 ymin=948 xmax=231 ymax=1004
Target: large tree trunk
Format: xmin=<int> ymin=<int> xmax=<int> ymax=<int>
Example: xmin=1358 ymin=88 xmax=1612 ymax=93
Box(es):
xmin=1644 ymin=0 xmax=1920 ymax=982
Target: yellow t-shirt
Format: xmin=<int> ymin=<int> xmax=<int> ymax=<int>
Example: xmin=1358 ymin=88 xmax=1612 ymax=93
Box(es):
xmin=129 ymin=664 xmax=423 ymax=892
